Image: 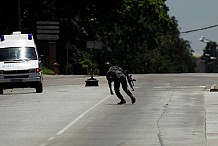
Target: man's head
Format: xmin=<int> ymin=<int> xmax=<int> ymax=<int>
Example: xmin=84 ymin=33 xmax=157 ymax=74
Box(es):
xmin=105 ymin=62 xmax=112 ymax=70
xmin=125 ymin=70 xmax=129 ymax=75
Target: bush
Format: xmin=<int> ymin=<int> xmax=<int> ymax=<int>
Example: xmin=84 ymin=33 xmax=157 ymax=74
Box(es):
xmin=42 ymin=67 xmax=54 ymax=75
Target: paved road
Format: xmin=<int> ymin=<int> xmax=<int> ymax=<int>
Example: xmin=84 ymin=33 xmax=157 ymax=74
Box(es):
xmin=0 ymin=74 xmax=218 ymax=146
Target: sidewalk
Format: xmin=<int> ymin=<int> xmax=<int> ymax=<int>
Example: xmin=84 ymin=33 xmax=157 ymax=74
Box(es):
xmin=205 ymin=85 xmax=218 ymax=146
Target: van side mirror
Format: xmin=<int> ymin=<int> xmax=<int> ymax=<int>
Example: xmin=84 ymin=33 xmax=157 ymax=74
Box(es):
xmin=39 ymin=55 xmax=45 ymax=60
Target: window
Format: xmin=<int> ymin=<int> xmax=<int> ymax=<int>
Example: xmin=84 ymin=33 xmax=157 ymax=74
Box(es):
xmin=0 ymin=47 xmax=37 ymax=61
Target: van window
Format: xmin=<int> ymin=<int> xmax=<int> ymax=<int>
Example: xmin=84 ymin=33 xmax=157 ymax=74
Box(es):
xmin=0 ymin=47 xmax=37 ymax=61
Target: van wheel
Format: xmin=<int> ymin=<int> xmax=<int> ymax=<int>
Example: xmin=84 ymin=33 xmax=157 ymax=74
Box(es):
xmin=0 ymin=88 xmax=3 ymax=94
xmin=36 ymin=83 xmax=43 ymax=93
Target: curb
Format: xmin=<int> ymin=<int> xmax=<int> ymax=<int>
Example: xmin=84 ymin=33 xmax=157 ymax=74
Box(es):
xmin=209 ymin=84 xmax=218 ymax=92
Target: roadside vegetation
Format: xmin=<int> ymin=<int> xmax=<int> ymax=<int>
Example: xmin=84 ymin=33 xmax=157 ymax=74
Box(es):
xmin=0 ymin=0 xmax=196 ymax=74
xmin=42 ymin=67 xmax=54 ymax=75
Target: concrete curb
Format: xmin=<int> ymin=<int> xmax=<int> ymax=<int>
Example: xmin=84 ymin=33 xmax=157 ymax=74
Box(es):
xmin=210 ymin=84 xmax=218 ymax=92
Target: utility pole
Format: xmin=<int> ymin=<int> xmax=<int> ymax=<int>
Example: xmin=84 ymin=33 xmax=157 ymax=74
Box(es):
xmin=18 ymin=0 xmax=21 ymax=30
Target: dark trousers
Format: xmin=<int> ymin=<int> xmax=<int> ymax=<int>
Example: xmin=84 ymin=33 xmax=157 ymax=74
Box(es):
xmin=114 ymin=77 xmax=133 ymax=101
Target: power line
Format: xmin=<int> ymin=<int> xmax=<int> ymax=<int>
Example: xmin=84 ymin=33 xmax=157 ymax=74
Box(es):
xmin=181 ymin=24 xmax=218 ymax=34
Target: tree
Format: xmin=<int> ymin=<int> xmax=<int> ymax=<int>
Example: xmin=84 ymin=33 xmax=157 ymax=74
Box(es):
xmin=94 ymin=0 xmax=194 ymax=73
xmin=0 ymin=0 xmax=19 ymax=33
xmin=0 ymin=0 xmax=195 ymax=74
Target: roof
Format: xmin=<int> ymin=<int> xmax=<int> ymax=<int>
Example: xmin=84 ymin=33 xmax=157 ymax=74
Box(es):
xmin=0 ymin=32 xmax=36 ymax=48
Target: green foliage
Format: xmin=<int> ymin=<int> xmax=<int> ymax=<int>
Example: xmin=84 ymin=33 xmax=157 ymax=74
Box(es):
xmin=0 ymin=0 xmax=195 ymax=74
xmin=80 ymin=59 xmax=100 ymax=76
xmin=42 ymin=67 xmax=54 ymax=75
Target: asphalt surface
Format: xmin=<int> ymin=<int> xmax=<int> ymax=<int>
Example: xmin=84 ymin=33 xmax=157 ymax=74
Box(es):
xmin=1 ymin=74 xmax=218 ymax=146
xmin=44 ymin=74 xmax=218 ymax=146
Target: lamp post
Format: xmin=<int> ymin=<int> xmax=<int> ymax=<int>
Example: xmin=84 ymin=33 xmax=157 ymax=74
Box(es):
xmin=199 ymin=36 xmax=211 ymax=43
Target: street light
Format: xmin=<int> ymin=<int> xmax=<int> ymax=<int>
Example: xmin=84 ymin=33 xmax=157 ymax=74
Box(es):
xmin=199 ymin=36 xmax=211 ymax=43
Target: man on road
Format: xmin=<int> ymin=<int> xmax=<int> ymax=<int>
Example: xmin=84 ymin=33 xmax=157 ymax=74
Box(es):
xmin=106 ymin=65 xmax=136 ymax=105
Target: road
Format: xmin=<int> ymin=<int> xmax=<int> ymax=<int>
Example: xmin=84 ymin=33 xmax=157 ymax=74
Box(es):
xmin=0 ymin=74 xmax=217 ymax=146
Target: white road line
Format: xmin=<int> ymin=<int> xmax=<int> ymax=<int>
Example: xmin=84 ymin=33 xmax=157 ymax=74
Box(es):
xmin=56 ymin=95 xmax=112 ymax=135
xmin=48 ymin=137 xmax=55 ymax=141
xmin=133 ymin=87 xmax=140 ymax=89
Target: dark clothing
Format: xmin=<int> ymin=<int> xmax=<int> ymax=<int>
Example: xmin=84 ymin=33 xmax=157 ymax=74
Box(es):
xmin=106 ymin=66 xmax=135 ymax=104
xmin=114 ymin=76 xmax=133 ymax=101
xmin=106 ymin=66 xmax=126 ymax=79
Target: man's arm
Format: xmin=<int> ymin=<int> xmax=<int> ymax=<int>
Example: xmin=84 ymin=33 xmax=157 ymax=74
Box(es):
xmin=108 ymin=80 xmax=114 ymax=95
xmin=127 ymin=75 xmax=134 ymax=91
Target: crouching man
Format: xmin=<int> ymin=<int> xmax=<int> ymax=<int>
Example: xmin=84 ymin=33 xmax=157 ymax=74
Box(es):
xmin=106 ymin=65 xmax=136 ymax=105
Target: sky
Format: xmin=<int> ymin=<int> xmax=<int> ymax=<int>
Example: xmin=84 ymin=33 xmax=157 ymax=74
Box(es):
xmin=166 ymin=0 xmax=218 ymax=56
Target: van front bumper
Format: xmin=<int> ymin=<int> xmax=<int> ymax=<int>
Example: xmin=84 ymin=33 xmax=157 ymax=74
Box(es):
xmin=0 ymin=77 xmax=42 ymax=89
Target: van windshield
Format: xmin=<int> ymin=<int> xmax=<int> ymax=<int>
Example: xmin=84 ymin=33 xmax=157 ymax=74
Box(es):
xmin=0 ymin=47 xmax=37 ymax=61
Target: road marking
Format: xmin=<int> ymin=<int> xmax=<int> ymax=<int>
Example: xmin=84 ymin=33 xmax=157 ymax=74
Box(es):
xmin=56 ymin=95 xmax=112 ymax=135
xmin=153 ymin=86 xmax=171 ymax=89
xmin=200 ymin=86 xmax=206 ymax=88
xmin=48 ymin=137 xmax=55 ymax=141
xmin=133 ymin=86 xmax=140 ymax=89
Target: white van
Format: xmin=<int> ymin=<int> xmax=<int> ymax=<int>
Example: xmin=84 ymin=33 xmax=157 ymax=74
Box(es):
xmin=0 ymin=32 xmax=43 ymax=94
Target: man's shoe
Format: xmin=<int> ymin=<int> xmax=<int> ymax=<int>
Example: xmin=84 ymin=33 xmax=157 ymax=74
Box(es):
xmin=117 ymin=100 xmax=126 ymax=105
xmin=131 ymin=97 xmax=136 ymax=104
